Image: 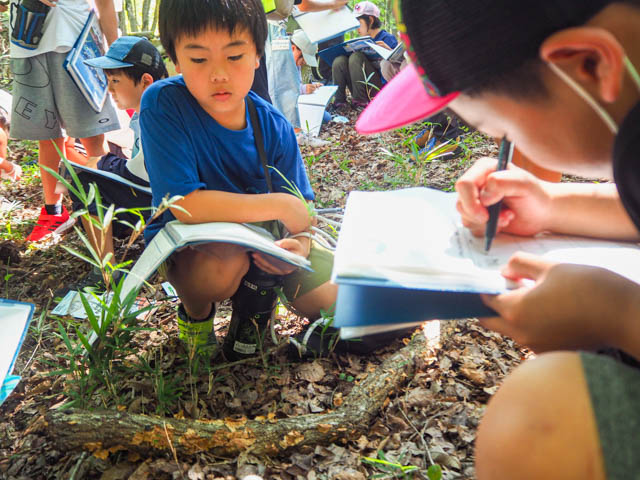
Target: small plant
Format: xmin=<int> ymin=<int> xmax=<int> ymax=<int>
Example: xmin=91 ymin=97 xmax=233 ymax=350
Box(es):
xmin=42 ymin=150 xmax=183 ymax=410
xmin=362 ymin=450 xmax=419 ymax=479
xmin=269 ymin=165 xmax=316 ymax=219
xmin=358 ymin=64 xmax=381 ymax=102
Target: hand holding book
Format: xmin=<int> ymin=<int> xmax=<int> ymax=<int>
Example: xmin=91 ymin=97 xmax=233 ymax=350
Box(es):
xmin=479 ymin=253 xmax=640 ymax=359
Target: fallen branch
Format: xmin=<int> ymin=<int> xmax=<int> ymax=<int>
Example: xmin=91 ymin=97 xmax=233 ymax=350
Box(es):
xmin=46 ymin=330 xmax=438 ymax=458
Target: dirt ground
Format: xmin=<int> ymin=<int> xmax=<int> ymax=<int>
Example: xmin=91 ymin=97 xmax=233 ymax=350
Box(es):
xmin=0 ymin=109 xmax=530 ymax=479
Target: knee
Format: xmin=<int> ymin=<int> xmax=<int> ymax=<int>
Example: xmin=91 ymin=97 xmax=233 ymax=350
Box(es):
xmin=170 ymin=244 xmax=249 ymax=288
xmin=332 ymin=55 xmax=348 ymax=72
xmin=475 ymin=352 xmax=603 ymax=480
xmin=349 ymin=52 xmax=366 ymax=68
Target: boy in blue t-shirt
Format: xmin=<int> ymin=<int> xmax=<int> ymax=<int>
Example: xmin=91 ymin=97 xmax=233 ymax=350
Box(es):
xmin=141 ymin=0 xmax=337 ymax=360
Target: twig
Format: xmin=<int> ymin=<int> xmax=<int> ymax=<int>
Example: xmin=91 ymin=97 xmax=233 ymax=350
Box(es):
xmin=68 ymin=452 xmax=88 ymax=480
xmin=214 ymin=342 xmax=288 ymax=371
xmin=398 ymin=402 xmax=435 ymax=467
xmin=164 ymin=422 xmax=186 ymax=480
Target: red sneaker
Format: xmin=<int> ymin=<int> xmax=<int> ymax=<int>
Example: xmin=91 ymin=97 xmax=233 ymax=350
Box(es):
xmin=26 ymin=206 xmax=75 ymax=242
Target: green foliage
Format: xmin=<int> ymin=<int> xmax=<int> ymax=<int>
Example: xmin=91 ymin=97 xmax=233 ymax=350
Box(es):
xmin=427 ymin=464 xmax=443 ymax=480
xmin=42 ymin=149 xmax=182 ymax=411
xmin=362 ymin=450 xmax=419 ymax=479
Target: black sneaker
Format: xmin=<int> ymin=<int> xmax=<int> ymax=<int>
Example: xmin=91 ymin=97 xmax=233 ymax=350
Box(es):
xmin=288 ymin=319 xmax=415 ymax=360
xmin=222 ymin=262 xmax=282 ymax=361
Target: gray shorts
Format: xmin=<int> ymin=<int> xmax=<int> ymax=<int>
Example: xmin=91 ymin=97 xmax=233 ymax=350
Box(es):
xmin=10 ymin=51 xmax=119 ymax=140
xmin=581 ymin=352 xmax=640 ymax=479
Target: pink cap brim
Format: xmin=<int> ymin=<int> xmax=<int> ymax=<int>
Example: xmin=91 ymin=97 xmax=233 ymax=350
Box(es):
xmin=356 ymin=63 xmax=459 ymax=135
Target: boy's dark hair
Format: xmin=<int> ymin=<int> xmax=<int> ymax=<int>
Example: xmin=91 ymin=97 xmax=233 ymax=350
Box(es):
xmin=0 ymin=111 xmax=8 ymax=131
xmin=159 ymin=0 xmax=268 ymax=63
xmin=359 ymin=14 xmax=381 ymax=30
xmin=106 ymin=62 xmax=169 ymax=85
xmin=402 ymin=0 xmax=640 ymax=100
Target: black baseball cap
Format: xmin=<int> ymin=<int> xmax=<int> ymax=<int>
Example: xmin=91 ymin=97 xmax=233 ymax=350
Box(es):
xmin=356 ymin=0 xmax=613 ymax=134
xmin=85 ymin=36 xmax=164 ymax=77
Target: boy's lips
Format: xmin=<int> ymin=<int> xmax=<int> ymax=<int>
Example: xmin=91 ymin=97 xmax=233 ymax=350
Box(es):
xmin=212 ymin=91 xmax=232 ymax=101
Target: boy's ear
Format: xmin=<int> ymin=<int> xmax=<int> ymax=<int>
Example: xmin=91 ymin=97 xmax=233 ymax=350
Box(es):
xmin=141 ymin=72 xmax=154 ymax=89
xmin=540 ymin=27 xmax=626 ymax=103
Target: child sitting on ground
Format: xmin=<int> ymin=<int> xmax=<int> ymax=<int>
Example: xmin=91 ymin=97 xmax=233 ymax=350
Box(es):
xmin=141 ymin=0 xmax=337 ymax=360
xmin=67 ymin=36 xmax=168 ymax=288
xmin=331 ymin=1 xmax=398 ymax=109
xmin=290 ymin=29 xmax=331 ymax=144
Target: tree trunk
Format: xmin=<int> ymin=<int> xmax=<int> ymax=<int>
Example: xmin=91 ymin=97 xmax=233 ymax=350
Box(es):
xmin=141 ymin=0 xmax=152 ymax=32
xmin=150 ymin=0 xmax=159 ymax=38
xmin=46 ymin=331 xmax=437 ymax=458
xmin=125 ymin=0 xmax=138 ymax=34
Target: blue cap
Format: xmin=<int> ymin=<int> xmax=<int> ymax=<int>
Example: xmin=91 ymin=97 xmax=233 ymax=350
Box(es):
xmin=85 ymin=36 xmax=161 ymax=70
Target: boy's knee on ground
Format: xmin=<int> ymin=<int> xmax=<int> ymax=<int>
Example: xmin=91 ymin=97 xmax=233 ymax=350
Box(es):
xmin=475 ymin=351 xmax=604 ymax=480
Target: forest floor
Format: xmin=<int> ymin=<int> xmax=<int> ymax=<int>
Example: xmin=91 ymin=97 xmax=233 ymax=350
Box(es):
xmin=0 ymin=108 xmax=530 ymax=480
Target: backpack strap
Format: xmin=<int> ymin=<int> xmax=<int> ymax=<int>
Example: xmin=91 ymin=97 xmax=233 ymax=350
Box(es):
xmin=246 ymin=95 xmax=274 ymax=194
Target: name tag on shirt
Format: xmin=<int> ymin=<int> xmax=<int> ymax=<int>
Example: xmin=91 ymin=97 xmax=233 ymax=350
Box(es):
xmin=272 ymin=38 xmax=291 ymax=51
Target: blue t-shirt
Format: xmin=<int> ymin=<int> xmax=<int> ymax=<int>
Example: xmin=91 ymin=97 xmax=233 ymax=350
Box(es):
xmin=373 ymin=30 xmax=398 ymax=50
xmin=140 ymin=76 xmax=314 ymax=241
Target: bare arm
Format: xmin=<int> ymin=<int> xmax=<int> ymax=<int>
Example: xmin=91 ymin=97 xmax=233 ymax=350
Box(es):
xmin=171 ymin=190 xmax=312 ymax=235
xmin=298 ymin=0 xmax=348 ymax=12
xmin=456 ymin=158 xmax=640 ymax=242
xmin=545 ymin=182 xmax=639 ymax=241
xmin=94 ymin=0 xmax=118 ymax=46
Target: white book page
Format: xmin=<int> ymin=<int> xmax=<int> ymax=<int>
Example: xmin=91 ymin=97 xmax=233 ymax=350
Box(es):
xmin=165 ymin=222 xmax=310 ymax=269
xmin=333 ymin=188 xmax=640 ymax=292
xmin=292 ymin=7 xmax=359 ymax=44
xmin=0 ymin=303 xmax=31 ymax=385
xmin=364 ymin=41 xmax=392 ymax=60
xmin=298 ymin=86 xmax=338 ymax=107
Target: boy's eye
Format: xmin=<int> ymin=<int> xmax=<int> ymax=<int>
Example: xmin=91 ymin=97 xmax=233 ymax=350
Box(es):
xmin=190 ymin=58 xmax=206 ymax=64
xmin=228 ymin=54 xmax=244 ymax=61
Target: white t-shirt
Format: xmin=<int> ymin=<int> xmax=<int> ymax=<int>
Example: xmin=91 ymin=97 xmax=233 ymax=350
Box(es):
xmin=10 ymin=0 xmax=90 ymax=58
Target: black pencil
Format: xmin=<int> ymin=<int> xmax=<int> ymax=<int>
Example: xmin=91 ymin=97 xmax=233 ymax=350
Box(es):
xmin=484 ymin=137 xmax=513 ymax=252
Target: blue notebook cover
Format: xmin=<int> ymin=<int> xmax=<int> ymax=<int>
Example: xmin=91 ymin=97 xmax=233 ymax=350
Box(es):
xmin=0 ymin=299 xmax=35 ymax=406
xmin=63 ymin=10 xmax=108 ymax=113
xmin=318 ymin=37 xmax=381 ymax=67
xmin=334 ymin=278 xmax=496 ymax=330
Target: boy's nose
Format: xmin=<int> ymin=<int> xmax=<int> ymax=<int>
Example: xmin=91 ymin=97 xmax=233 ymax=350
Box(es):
xmin=209 ymin=67 xmax=229 ymax=83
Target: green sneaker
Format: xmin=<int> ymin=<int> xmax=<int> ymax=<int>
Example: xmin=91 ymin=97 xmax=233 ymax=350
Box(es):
xmin=177 ymin=303 xmax=218 ymax=356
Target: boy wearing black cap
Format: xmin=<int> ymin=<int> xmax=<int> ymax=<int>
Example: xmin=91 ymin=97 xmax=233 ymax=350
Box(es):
xmin=69 ymin=36 xmax=167 ymax=279
xmin=357 ymin=1 xmax=640 ymax=478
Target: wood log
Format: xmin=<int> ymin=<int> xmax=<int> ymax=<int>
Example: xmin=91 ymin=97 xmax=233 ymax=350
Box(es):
xmin=46 ymin=331 xmax=437 ymax=458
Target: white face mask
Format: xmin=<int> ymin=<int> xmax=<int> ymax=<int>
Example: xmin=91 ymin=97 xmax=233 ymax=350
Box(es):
xmin=547 ymin=56 xmax=640 ymax=135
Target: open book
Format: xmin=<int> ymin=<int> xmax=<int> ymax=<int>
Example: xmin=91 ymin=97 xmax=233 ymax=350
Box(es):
xmin=318 ymin=36 xmax=403 ymax=67
xmin=119 ymin=221 xmax=312 ymax=303
xmin=332 ymin=188 xmax=640 ymax=338
xmin=298 ymin=85 xmax=338 ymax=137
xmin=292 ymin=6 xmax=359 ymax=44
xmin=63 ymin=11 xmax=109 ymax=113
xmin=0 ymin=299 xmax=34 ymax=406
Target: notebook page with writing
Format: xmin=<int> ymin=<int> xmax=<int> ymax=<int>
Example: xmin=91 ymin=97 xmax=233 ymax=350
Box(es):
xmin=333 ymin=188 xmax=640 ymax=293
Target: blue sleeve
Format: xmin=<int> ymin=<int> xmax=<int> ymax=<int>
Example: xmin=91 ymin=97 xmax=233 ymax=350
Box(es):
xmin=140 ymin=86 xmax=206 ymax=208
xmin=380 ymin=31 xmax=398 ymax=49
xmin=269 ymin=119 xmax=315 ymax=202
